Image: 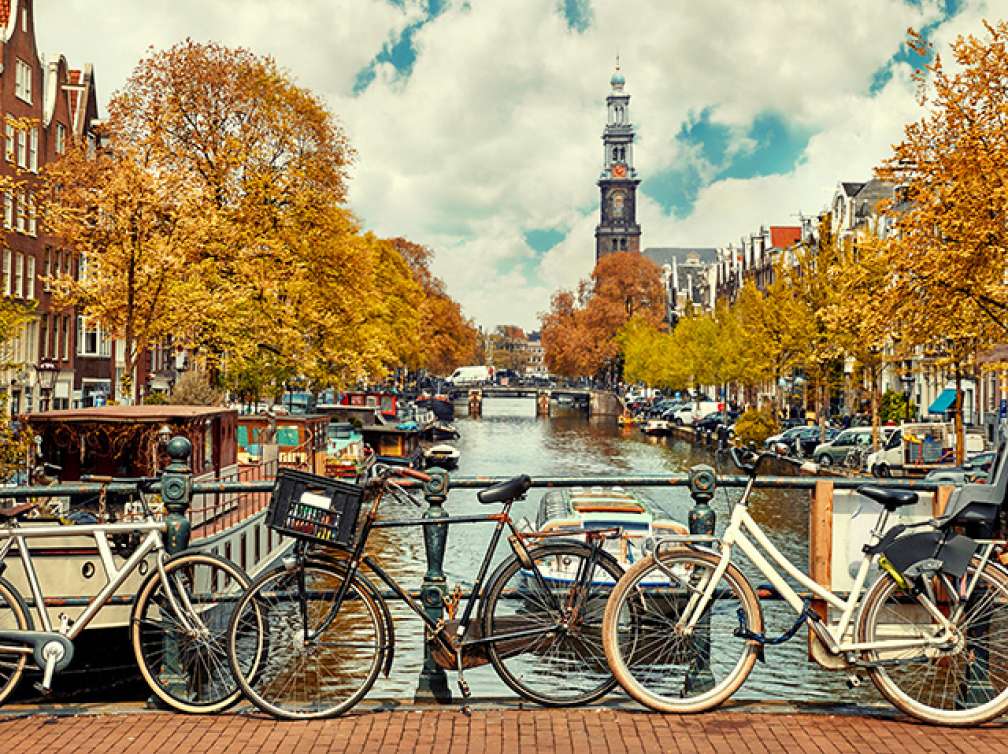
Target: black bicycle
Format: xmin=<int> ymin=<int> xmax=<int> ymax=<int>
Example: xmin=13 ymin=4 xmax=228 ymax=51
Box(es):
xmin=225 ymin=464 xmax=624 ymax=719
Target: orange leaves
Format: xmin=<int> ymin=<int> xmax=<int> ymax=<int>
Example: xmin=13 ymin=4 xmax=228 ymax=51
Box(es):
xmin=541 ymin=252 xmax=666 ymax=378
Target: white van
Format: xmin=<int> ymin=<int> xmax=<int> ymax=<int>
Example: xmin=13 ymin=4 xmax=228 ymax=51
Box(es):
xmin=669 ymin=400 xmax=720 ymax=426
xmin=446 ymin=365 xmax=494 ymax=386
xmin=866 ymin=422 xmax=986 ymax=477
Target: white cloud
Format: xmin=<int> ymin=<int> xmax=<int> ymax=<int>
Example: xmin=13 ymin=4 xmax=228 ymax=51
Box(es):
xmin=32 ymin=0 xmax=999 ymax=331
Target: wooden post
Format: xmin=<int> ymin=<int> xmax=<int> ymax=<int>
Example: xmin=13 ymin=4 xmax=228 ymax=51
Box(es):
xmin=933 ymin=484 xmax=954 ymax=517
xmin=467 ymin=389 xmax=482 ymax=418
xmin=808 ymin=479 xmax=840 ymax=667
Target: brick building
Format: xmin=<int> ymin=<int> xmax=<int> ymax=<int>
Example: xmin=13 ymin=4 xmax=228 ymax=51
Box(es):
xmin=0 ymin=0 xmax=112 ymax=413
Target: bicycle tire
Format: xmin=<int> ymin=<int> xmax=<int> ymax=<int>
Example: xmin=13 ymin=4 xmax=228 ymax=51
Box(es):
xmin=602 ymin=546 xmax=763 ymax=713
xmin=0 ymin=576 xmax=31 ymax=706
xmin=227 ymin=561 xmax=386 ymax=720
xmin=131 ymin=551 xmax=252 ymax=714
xmin=482 ymin=541 xmax=623 ymax=706
xmin=858 ymin=558 xmax=1008 ymax=725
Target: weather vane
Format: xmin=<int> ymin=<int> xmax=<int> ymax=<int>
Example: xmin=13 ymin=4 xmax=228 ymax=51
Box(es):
xmin=616 ymin=54 xmax=621 ymax=71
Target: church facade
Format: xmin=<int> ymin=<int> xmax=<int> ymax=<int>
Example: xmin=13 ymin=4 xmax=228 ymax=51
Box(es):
xmin=594 ymin=65 xmax=641 ymax=262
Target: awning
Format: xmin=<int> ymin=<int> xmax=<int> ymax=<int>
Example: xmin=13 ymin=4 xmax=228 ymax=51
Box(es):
xmin=928 ymin=388 xmax=957 ymax=414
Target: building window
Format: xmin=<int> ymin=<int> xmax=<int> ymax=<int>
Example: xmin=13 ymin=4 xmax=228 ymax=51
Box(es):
xmin=76 ymin=316 xmax=108 ymax=357
xmin=55 ymin=123 xmax=66 ymax=154
xmin=26 ymin=256 xmax=35 ymax=299
xmin=15 ymin=191 xmax=25 ymax=233
xmin=14 ymin=253 xmax=23 ymax=299
xmin=3 ymin=192 xmax=11 ymax=230
xmin=2 ymin=250 xmax=10 ymax=296
xmin=16 ymin=128 xmax=26 ymax=168
xmin=40 ymin=314 xmax=48 ymax=358
xmin=15 ymin=59 xmax=32 ymax=104
xmin=61 ymin=315 xmax=69 ymax=361
xmin=43 ymin=247 xmax=51 ymax=291
xmin=29 ymin=127 xmax=37 ymax=172
xmin=4 ymin=121 xmax=13 ymax=162
xmin=26 ymin=194 xmax=36 ymax=236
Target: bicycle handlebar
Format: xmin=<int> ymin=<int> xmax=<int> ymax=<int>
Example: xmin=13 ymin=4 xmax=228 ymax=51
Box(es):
xmin=729 ymin=446 xmax=776 ymax=477
xmin=396 ymin=467 xmax=432 ymax=483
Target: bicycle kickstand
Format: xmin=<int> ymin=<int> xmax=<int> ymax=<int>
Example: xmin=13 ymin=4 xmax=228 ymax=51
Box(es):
xmin=456 ymin=649 xmax=472 ymax=716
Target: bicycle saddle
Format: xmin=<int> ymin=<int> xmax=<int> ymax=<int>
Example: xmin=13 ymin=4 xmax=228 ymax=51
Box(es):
xmin=477 ymin=475 xmax=532 ymax=505
xmin=857 ymin=486 xmax=918 ymax=511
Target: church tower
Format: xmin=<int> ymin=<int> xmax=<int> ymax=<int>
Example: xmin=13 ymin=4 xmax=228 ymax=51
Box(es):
xmin=595 ymin=62 xmax=641 ymax=263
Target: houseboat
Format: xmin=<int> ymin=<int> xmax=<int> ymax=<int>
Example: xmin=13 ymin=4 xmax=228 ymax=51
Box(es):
xmin=11 ymin=405 xmax=289 ymax=635
xmin=237 ymin=413 xmax=330 ymax=475
xmin=531 ymin=487 xmax=687 ymax=587
xmin=324 ymin=421 xmax=369 ymax=478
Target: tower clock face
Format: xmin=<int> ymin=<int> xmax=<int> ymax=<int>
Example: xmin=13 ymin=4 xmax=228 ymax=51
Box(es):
xmin=608 ymin=189 xmax=626 ymax=219
xmin=611 ymin=163 xmax=627 ymax=178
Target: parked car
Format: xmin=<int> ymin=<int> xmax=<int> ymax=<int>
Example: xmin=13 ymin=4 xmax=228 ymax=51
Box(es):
xmin=695 ymin=410 xmax=738 ymax=433
xmin=813 ymin=427 xmax=875 ymax=467
xmin=763 ymin=426 xmax=808 ymax=451
xmin=792 ymin=426 xmax=838 ymax=457
xmin=668 ymin=401 xmax=721 ymax=427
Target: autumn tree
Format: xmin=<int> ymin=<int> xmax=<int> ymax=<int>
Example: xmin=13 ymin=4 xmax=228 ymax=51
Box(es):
xmin=876 ymin=22 xmax=1008 ymax=461
xmin=541 ymin=252 xmax=666 ymax=381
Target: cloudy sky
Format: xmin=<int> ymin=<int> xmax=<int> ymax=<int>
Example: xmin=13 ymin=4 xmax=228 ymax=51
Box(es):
xmin=34 ymin=0 xmax=1002 ymax=330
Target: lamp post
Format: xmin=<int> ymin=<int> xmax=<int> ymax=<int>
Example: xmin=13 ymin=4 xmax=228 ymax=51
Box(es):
xmin=900 ymin=371 xmax=915 ymax=424
xmin=34 ymin=358 xmax=59 ymax=412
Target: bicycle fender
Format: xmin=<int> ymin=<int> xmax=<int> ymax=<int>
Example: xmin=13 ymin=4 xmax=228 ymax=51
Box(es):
xmin=308 ymin=557 xmax=395 ymax=677
xmin=882 ymin=530 xmax=977 ymax=580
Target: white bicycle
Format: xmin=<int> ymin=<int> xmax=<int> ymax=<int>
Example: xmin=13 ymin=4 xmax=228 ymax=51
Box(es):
xmin=603 ymin=446 xmax=1008 ymax=726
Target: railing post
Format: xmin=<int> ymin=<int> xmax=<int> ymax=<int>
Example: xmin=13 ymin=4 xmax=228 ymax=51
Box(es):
xmin=162 ymin=436 xmax=193 ymax=555
xmin=684 ymin=464 xmax=717 ymax=694
xmin=415 ymin=468 xmax=452 ymax=703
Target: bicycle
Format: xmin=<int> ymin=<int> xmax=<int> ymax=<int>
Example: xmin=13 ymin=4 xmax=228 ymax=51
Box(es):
xmin=226 ymin=464 xmax=624 ymax=719
xmin=602 ymin=446 xmax=1008 ymax=726
xmin=0 ymin=475 xmax=253 ymax=713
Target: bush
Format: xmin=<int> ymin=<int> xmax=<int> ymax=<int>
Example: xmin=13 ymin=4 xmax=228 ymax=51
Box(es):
xmin=169 ymin=371 xmax=225 ymax=406
xmin=880 ymin=389 xmax=913 ymax=424
xmin=733 ymin=408 xmax=780 ymax=447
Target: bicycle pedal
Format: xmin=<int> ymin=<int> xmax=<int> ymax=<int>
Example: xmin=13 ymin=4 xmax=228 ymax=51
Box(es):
xmin=459 ymin=704 xmax=473 ymax=717
xmin=32 ymin=682 xmax=53 ymax=696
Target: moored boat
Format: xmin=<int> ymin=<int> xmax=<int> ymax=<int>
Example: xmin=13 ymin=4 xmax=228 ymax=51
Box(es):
xmin=531 ymin=487 xmax=687 ymax=587
xmin=423 ymin=443 xmax=460 ymax=470
xmin=432 ymin=421 xmax=460 ymax=440
xmin=642 ymin=418 xmax=671 ymax=436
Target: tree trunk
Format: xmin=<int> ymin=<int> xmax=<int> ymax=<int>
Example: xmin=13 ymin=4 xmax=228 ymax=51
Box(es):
xmin=954 ymin=362 xmax=965 ymax=466
xmin=870 ymin=365 xmax=881 ymax=451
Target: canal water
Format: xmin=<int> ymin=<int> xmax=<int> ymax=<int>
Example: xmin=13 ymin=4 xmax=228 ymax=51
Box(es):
xmin=368 ymin=397 xmax=871 ymax=704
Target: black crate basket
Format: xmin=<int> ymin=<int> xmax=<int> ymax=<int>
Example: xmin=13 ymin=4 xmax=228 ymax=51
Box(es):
xmin=266 ymin=467 xmax=366 ymax=549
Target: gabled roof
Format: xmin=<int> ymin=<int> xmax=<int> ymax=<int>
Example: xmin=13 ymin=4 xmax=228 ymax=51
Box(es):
xmin=852 ymin=179 xmax=894 ymax=217
xmin=642 ymin=247 xmax=718 ymax=267
xmin=840 ymin=182 xmax=865 ymax=197
xmin=769 ymin=226 xmax=801 ymax=249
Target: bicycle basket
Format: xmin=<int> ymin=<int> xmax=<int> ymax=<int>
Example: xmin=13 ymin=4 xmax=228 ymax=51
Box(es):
xmin=266 ymin=467 xmax=365 ymax=549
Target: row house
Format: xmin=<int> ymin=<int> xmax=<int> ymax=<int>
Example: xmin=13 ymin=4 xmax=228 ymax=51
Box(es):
xmin=710 ymin=225 xmax=803 ymax=305
xmin=0 ymin=0 xmax=113 ymax=414
xmin=641 ymin=247 xmax=718 ymax=324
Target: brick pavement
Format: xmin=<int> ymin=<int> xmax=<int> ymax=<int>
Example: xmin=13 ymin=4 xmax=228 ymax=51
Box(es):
xmin=2 ymin=706 xmax=1008 ymax=754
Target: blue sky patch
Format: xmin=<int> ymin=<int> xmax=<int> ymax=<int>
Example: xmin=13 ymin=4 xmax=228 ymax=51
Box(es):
xmin=870 ymin=0 xmax=965 ymax=93
xmin=642 ymin=110 xmax=812 ymax=218
xmin=560 ymin=0 xmax=592 ymax=32
xmin=524 ymin=228 xmax=566 ymax=252
xmin=353 ymin=0 xmax=448 ymax=94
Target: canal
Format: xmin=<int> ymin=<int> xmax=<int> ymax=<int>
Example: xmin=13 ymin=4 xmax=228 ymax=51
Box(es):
xmin=368 ymin=397 xmax=872 ymax=704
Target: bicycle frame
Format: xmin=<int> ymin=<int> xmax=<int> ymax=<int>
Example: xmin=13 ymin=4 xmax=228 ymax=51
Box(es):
xmin=311 ymin=489 xmax=610 ymax=655
xmin=677 ymin=479 xmax=965 ymax=658
xmin=0 ymin=520 xmax=184 ymax=642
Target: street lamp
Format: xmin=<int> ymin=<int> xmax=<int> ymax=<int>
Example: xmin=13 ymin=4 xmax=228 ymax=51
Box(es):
xmin=34 ymin=358 xmax=59 ymax=412
xmin=900 ymin=371 xmax=915 ymax=424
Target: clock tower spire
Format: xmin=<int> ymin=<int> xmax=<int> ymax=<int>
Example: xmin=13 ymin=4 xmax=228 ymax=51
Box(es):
xmin=595 ymin=61 xmax=641 ymax=263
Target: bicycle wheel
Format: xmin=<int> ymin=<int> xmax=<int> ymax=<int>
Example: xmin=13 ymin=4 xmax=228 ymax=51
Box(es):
xmin=227 ymin=561 xmax=385 ymax=719
xmin=0 ymin=576 xmax=31 ymax=706
xmin=602 ymin=546 xmax=763 ymax=713
xmin=482 ymin=541 xmax=623 ymax=706
xmin=131 ymin=551 xmax=251 ymax=713
xmin=858 ymin=558 xmax=1008 ymax=725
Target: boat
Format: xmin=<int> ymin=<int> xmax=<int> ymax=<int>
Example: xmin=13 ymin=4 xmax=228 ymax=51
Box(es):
xmin=323 ymin=422 xmax=369 ymax=479
xmin=13 ymin=406 xmax=289 ymax=635
xmin=360 ymin=424 xmax=425 ymax=468
xmin=423 ymin=443 xmax=460 ymax=470
xmin=432 ymin=421 xmax=460 ymax=440
xmin=642 ymin=418 xmax=671 ymax=436
xmin=530 ymin=487 xmax=687 ymax=587
xmin=618 ymin=414 xmax=643 ymax=427
xmin=415 ymin=393 xmax=455 ymax=422
xmin=237 ymin=413 xmax=331 ymax=475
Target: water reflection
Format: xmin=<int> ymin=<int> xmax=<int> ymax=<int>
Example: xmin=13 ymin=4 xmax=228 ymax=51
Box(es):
xmin=366 ymin=398 xmax=869 ymax=704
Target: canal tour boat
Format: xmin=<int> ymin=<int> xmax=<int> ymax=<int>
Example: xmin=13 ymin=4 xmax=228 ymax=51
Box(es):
xmin=530 ymin=487 xmax=687 ymax=587
xmin=423 ymin=443 xmax=460 ymax=470
xmin=11 ymin=406 xmax=288 ymax=637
